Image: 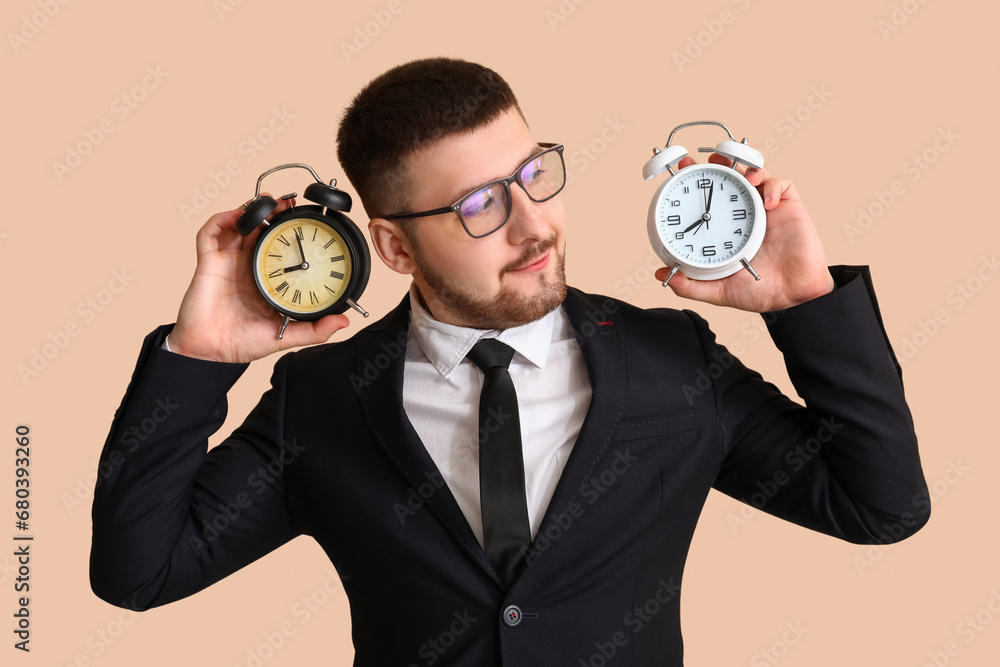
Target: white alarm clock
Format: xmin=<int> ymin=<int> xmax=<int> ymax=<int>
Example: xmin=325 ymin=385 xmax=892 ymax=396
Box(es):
xmin=643 ymin=120 xmax=766 ymax=285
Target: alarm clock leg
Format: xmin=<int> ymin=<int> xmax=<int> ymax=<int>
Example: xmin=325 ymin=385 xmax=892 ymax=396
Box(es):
xmin=740 ymin=259 xmax=761 ymax=281
xmin=347 ymin=299 xmax=370 ymax=318
xmin=661 ymin=263 xmax=681 ymax=287
xmin=276 ymin=315 xmax=291 ymax=340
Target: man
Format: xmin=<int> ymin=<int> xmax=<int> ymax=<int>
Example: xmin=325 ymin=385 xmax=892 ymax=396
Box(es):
xmin=91 ymin=58 xmax=929 ymax=665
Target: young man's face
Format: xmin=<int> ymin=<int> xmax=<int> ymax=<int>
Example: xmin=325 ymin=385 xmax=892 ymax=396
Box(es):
xmin=390 ymin=107 xmax=567 ymax=329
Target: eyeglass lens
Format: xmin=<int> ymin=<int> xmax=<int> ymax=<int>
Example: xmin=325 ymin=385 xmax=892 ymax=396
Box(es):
xmin=458 ymin=148 xmax=564 ymax=237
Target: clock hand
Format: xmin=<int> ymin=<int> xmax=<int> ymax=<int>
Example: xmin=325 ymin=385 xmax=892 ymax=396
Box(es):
xmin=682 ymin=218 xmax=703 ymax=234
xmin=705 ymin=181 xmax=714 ymax=212
xmin=295 ymin=233 xmax=308 ymax=268
xmin=682 ymin=211 xmax=713 ymax=236
xmin=279 ymin=232 xmax=310 ymax=273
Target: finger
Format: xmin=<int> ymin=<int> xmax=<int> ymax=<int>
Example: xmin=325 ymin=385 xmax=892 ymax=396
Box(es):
xmin=195 ymin=204 xmax=246 ymax=255
xmin=240 ymin=191 xmax=293 ymax=252
xmin=759 ymin=177 xmax=798 ymax=209
xmin=652 ymin=266 xmax=702 ymax=292
xmin=275 ymin=313 xmax=351 ymax=349
xmin=742 ymin=165 xmax=772 ymax=187
xmin=706 ymin=154 xmax=772 ymax=189
xmin=706 ymin=152 xmax=733 ymax=168
xmin=652 ymin=269 xmax=718 ymax=304
xmin=653 ymin=266 xmax=674 ymax=284
xmin=676 ymin=156 xmax=697 ymax=170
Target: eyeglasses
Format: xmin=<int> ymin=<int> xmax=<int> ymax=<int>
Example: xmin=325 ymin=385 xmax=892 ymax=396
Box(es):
xmin=384 ymin=143 xmax=566 ymax=238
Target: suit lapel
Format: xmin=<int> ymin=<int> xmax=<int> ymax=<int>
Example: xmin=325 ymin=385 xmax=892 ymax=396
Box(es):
xmin=528 ymin=289 xmax=628 ymax=560
xmin=357 ymin=297 xmax=498 ymax=583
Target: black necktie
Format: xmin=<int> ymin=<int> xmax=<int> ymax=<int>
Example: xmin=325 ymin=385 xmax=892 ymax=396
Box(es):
xmin=466 ymin=338 xmax=530 ymax=588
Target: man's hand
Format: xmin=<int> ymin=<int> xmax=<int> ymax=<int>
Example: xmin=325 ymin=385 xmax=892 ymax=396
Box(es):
xmin=168 ymin=197 xmax=351 ymax=363
xmin=654 ymin=154 xmax=836 ymax=313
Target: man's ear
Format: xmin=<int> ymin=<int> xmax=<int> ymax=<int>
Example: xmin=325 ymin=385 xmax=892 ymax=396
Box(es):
xmin=369 ymin=217 xmax=418 ymax=275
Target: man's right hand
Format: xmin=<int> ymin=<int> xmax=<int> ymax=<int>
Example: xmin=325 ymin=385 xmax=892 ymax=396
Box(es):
xmin=168 ymin=197 xmax=351 ymax=363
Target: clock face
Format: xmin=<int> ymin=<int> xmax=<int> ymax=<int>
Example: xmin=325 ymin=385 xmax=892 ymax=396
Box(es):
xmin=648 ymin=163 xmax=765 ymax=280
xmin=253 ymin=214 xmax=355 ymax=319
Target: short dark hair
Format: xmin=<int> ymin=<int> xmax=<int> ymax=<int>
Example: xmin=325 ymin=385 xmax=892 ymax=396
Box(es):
xmin=336 ymin=57 xmax=524 ymax=219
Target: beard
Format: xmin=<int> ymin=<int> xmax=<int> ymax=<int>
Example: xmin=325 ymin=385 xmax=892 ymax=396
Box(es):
xmin=414 ymin=234 xmax=567 ymax=330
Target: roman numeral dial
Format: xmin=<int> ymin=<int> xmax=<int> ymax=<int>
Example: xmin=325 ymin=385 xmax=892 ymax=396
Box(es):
xmin=254 ymin=216 xmax=354 ymax=316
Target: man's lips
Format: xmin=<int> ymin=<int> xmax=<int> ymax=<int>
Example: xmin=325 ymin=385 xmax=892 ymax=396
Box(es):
xmin=500 ymin=235 xmax=559 ymax=275
xmin=510 ymin=249 xmax=550 ymax=273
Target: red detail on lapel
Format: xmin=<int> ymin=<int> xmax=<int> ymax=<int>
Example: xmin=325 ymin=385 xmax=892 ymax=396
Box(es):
xmin=597 ymin=320 xmax=614 ymax=326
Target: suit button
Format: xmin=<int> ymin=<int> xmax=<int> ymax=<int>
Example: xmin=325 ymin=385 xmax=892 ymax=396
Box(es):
xmin=502 ymin=605 xmax=522 ymax=627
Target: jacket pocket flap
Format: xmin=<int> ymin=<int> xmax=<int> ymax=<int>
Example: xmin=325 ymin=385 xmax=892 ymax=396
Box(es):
xmin=614 ymin=409 xmax=697 ymax=442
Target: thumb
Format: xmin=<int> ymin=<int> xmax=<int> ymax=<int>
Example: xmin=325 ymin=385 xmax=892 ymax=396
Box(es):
xmin=655 ymin=270 xmax=717 ymax=303
xmin=272 ymin=313 xmax=352 ymax=350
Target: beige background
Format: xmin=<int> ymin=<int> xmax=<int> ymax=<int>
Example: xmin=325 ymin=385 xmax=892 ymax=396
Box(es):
xmin=2 ymin=0 xmax=997 ymax=664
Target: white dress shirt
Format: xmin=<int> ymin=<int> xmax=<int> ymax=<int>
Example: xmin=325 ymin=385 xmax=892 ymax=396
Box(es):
xmin=402 ymin=285 xmax=592 ymax=548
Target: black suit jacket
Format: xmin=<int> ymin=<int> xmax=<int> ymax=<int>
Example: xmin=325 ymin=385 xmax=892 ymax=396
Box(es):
xmin=90 ymin=266 xmax=929 ymax=666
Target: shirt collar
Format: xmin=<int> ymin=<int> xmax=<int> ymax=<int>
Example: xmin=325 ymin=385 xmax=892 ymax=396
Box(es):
xmin=407 ymin=283 xmax=558 ymax=378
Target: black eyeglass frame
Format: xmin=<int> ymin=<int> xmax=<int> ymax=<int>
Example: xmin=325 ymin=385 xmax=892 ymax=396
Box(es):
xmin=383 ymin=143 xmax=566 ymax=239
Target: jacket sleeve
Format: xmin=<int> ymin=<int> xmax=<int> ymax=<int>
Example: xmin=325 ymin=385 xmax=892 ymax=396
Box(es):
xmin=703 ymin=266 xmax=930 ymax=544
xmin=90 ymin=325 xmax=302 ymax=610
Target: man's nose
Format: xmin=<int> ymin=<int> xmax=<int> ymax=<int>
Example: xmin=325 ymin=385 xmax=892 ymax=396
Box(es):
xmin=504 ymin=184 xmax=550 ymax=244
